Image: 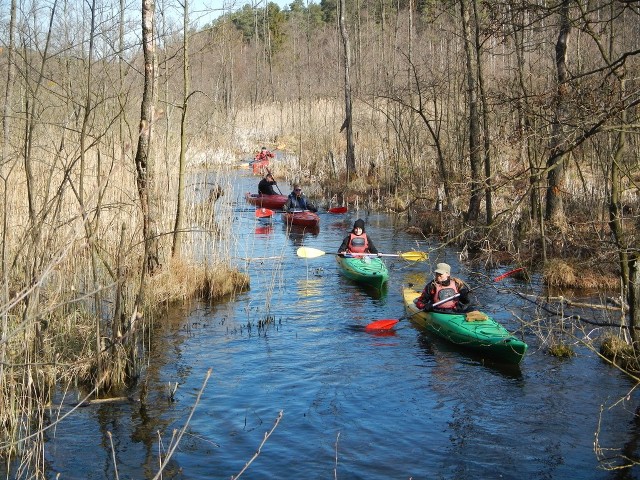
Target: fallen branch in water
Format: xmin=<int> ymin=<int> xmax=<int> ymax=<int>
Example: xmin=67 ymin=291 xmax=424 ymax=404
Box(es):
xmin=232 ymin=410 xmax=284 ymax=479
xmin=510 ymin=291 xmax=623 ymax=311
xmin=512 ymin=291 xmax=634 ymax=329
xmin=152 ymin=369 xmax=211 ymax=480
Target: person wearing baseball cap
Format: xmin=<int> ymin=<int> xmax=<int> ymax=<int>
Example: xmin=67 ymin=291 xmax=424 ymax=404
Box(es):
xmin=414 ymin=262 xmax=470 ymax=311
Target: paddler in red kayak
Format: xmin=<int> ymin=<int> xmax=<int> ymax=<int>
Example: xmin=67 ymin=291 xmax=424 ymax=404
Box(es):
xmin=284 ymin=184 xmax=317 ymax=212
xmin=258 ymin=172 xmax=278 ymax=195
xmin=338 ymin=219 xmax=379 ymax=256
xmin=414 ymin=262 xmax=471 ymax=311
xmin=254 ymin=146 xmax=275 ymax=161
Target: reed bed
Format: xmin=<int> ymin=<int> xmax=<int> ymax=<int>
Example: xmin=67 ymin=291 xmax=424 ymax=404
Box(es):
xmin=0 ymin=126 xmax=251 ymax=474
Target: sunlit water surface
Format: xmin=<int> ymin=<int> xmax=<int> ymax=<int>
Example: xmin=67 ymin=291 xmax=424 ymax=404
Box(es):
xmin=40 ymin=170 xmax=640 ymax=479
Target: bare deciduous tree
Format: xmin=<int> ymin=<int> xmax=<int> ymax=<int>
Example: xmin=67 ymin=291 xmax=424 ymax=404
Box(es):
xmin=545 ymin=0 xmax=571 ymax=229
xmin=338 ymin=0 xmax=356 ymax=176
xmin=135 ymin=0 xmax=161 ymax=277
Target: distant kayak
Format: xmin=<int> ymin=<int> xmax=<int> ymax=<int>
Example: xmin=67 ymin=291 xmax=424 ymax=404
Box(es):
xmin=245 ymin=193 xmax=288 ymax=210
xmin=402 ymin=288 xmax=528 ymax=364
xmin=250 ymin=159 xmax=270 ymax=175
xmin=336 ymin=255 xmax=389 ymax=290
xmin=282 ymin=210 xmax=320 ymax=228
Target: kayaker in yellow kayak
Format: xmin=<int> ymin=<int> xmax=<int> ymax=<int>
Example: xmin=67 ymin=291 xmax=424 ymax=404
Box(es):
xmin=338 ymin=219 xmax=379 ymax=256
xmin=414 ymin=262 xmax=471 ymax=311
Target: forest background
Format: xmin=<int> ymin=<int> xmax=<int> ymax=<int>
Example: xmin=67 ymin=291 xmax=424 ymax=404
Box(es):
xmin=0 ymin=0 xmax=639 ymax=477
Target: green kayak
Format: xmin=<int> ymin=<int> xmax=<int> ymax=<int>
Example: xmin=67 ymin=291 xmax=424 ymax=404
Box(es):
xmin=403 ymin=288 xmax=527 ymax=364
xmin=336 ymin=255 xmax=389 ymax=290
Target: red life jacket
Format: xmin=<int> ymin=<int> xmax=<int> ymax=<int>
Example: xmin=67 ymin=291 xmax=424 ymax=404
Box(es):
xmin=432 ymin=280 xmax=460 ymax=309
xmin=348 ymin=233 xmax=369 ymax=253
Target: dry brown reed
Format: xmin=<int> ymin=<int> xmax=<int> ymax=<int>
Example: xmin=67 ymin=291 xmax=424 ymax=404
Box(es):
xmin=600 ymin=335 xmax=640 ymax=373
xmin=543 ymin=259 xmax=618 ymax=290
xmin=147 ymin=257 xmax=249 ymax=305
xmin=0 ymin=129 xmax=251 ymax=474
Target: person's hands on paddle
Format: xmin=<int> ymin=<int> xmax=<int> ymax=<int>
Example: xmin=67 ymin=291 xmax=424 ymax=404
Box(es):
xmin=458 ymin=286 xmax=471 ymax=304
xmin=414 ymin=298 xmax=433 ymax=311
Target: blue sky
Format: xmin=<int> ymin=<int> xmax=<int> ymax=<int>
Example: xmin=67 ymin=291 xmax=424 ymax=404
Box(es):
xmin=188 ymin=0 xmax=295 ymax=26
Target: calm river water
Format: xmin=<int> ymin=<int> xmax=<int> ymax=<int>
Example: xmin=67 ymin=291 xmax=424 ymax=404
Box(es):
xmin=42 ymin=170 xmax=640 ymax=479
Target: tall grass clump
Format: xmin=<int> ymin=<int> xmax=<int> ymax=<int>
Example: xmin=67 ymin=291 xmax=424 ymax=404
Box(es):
xmin=0 ymin=132 xmax=249 ymax=475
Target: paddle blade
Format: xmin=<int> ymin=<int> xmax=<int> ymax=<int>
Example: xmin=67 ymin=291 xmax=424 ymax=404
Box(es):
xmin=365 ymin=319 xmax=399 ymax=331
xmin=255 ymin=208 xmax=274 ymax=218
xmin=493 ymin=267 xmax=525 ymax=282
xmin=296 ymin=246 xmax=326 ymax=259
xmin=328 ymin=206 xmax=348 ymax=214
xmin=399 ymin=251 xmax=429 ymax=262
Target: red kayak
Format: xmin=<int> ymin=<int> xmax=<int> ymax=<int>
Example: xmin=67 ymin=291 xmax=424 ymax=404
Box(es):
xmin=282 ymin=210 xmax=320 ymax=227
xmin=251 ymin=159 xmax=269 ymax=175
xmin=245 ymin=192 xmax=288 ymax=210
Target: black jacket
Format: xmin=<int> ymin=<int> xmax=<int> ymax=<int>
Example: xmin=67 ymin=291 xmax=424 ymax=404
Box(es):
xmin=258 ymin=178 xmax=278 ymax=195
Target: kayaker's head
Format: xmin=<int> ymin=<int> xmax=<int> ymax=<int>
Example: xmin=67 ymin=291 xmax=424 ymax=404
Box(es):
xmin=261 ymin=146 xmax=267 ymax=151
xmin=352 ymin=218 xmax=366 ymax=235
xmin=434 ymin=262 xmax=451 ymax=284
xmin=293 ymin=184 xmax=302 ymax=197
xmin=265 ymin=173 xmax=274 ymax=181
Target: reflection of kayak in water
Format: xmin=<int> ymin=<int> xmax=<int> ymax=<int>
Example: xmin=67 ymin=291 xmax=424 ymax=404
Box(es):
xmin=255 ymin=225 xmax=274 ymax=235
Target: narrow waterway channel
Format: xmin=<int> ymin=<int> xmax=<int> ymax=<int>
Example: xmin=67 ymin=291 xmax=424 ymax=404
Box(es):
xmin=43 ymin=169 xmax=640 ymax=479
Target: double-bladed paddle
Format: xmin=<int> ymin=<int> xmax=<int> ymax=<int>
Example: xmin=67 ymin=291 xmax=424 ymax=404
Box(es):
xmin=255 ymin=208 xmax=274 ymax=219
xmin=296 ymin=246 xmax=428 ymax=262
xmin=364 ymin=267 xmax=525 ymax=331
xmin=265 ymin=167 xmax=283 ymax=195
xmin=328 ymin=206 xmax=348 ymax=214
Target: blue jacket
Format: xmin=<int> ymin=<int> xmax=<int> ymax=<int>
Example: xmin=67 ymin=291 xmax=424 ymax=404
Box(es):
xmin=285 ymin=192 xmax=317 ymax=212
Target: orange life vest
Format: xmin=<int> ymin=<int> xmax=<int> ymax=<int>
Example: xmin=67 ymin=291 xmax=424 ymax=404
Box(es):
xmin=348 ymin=233 xmax=369 ymax=253
xmin=432 ymin=280 xmax=460 ymax=309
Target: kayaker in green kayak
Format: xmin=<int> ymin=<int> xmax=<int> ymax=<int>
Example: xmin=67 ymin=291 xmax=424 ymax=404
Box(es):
xmin=338 ymin=219 xmax=379 ymax=256
xmin=414 ymin=262 xmax=471 ymax=312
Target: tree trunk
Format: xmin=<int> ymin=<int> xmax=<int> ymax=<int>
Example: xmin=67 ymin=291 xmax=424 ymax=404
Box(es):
xmin=338 ymin=0 xmax=356 ymax=176
xmin=472 ymin=0 xmax=493 ymax=224
xmin=630 ymin=255 xmax=640 ymax=345
xmin=172 ymin=0 xmax=190 ymax=259
xmin=460 ymin=0 xmax=482 ymax=222
xmin=0 ymin=0 xmax=17 ymax=383
xmin=545 ymin=0 xmax=570 ymax=228
xmin=135 ymin=0 xmax=160 ymax=277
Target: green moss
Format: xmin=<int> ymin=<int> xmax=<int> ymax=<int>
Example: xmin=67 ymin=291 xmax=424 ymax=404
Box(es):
xmin=548 ymin=343 xmax=576 ymax=358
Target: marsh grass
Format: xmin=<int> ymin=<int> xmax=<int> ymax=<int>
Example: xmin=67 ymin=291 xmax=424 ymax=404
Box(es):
xmin=0 ymin=126 xmax=250 ymax=474
xmin=600 ymin=335 xmax=640 ymax=373
xmin=543 ymin=259 xmax=618 ymax=290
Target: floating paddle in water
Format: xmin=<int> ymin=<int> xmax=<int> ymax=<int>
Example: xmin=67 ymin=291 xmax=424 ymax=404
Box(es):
xmin=328 ymin=206 xmax=348 ymax=214
xmin=255 ymin=208 xmax=274 ymax=219
xmin=365 ymin=267 xmax=526 ymax=331
xmin=296 ymin=246 xmax=428 ymax=262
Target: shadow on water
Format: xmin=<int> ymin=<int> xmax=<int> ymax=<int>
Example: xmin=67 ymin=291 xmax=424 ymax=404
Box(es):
xmin=414 ymin=329 xmax=524 ymax=379
xmin=336 ymin=275 xmax=389 ymax=300
xmin=283 ymin=223 xmax=320 ymax=246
